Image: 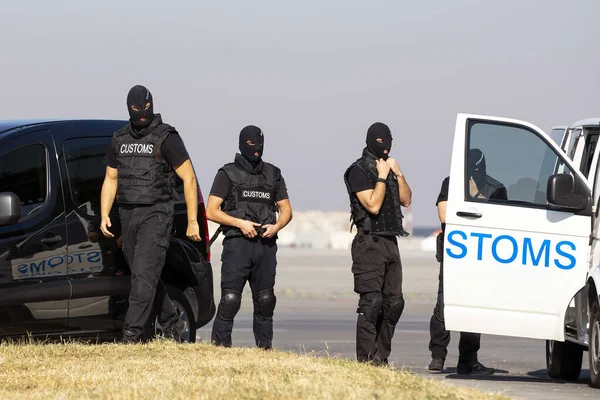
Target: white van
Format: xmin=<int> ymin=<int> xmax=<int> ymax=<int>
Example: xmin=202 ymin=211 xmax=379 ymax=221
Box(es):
xmin=442 ymin=114 xmax=600 ymax=388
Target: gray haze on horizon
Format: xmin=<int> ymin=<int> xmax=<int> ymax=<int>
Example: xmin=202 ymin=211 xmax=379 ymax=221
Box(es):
xmin=1 ymin=0 xmax=599 ymax=227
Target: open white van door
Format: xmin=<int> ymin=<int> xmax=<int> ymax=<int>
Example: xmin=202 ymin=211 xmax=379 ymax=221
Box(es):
xmin=443 ymin=114 xmax=592 ymax=341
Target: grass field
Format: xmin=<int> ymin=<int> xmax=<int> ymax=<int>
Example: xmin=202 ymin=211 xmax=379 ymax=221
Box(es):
xmin=0 ymin=340 xmax=509 ymax=399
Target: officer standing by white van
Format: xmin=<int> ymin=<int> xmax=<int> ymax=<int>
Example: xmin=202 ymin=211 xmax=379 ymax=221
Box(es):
xmin=428 ymin=149 xmax=505 ymax=374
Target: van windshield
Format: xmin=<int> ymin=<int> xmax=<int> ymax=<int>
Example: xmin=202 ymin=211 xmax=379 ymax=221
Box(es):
xmin=579 ymin=130 xmax=600 ymax=178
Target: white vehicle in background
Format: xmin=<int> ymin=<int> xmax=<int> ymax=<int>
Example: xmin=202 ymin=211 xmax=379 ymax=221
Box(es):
xmin=442 ymin=114 xmax=600 ymax=388
xmin=552 ymin=118 xmax=600 ymax=186
xmin=543 ymin=118 xmax=600 ymax=382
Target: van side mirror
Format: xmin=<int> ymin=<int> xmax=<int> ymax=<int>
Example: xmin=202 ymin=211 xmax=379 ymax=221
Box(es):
xmin=547 ymin=174 xmax=589 ymax=210
xmin=0 ymin=192 xmax=22 ymax=226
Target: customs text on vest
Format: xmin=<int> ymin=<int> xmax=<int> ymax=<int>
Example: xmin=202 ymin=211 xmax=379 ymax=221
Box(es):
xmin=220 ymin=159 xmax=279 ymax=238
xmin=114 ymin=123 xmax=179 ymax=205
xmin=343 ymin=148 xmax=409 ymax=236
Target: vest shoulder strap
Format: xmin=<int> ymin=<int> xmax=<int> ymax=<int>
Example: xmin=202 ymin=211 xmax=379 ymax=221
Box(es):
xmin=111 ymin=128 xmax=127 ymax=153
xmin=114 ymin=123 xmax=175 ymax=139
xmin=343 ymin=161 xmax=361 ymax=192
xmin=344 ymin=160 xmax=364 ymax=232
xmin=262 ymin=163 xmax=278 ymax=187
xmin=222 ymin=162 xmax=278 ymax=187
xmin=152 ymin=124 xmax=178 ymax=156
xmin=114 ymin=125 xmax=129 ymax=138
xmin=221 ymin=163 xmax=247 ymax=185
xmin=355 ymin=159 xmax=376 ymax=182
xmin=152 ymin=123 xmax=176 ymax=138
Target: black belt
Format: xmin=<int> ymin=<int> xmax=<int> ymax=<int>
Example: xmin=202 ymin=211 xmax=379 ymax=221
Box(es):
xmin=119 ymin=203 xmax=153 ymax=209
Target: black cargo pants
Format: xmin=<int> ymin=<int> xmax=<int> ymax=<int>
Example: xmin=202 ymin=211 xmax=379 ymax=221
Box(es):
xmin=211 ymin=235 xmax=277 ymax=349
xmin=351 ymin=231 xmax=404 ymax=364
xmin=428 ymin=260 xmax=481 ymax=362
xmin=119 ymin=201 xmax=179 ymax=340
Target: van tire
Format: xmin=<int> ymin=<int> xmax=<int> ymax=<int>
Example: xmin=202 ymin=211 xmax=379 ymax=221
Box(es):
xmin=546 ymin=339 xmax=583 ymax=381
xmin=151 ymin=286 xmax=197 ymax=343
xmin=165 ymin=285 xmax=197 ymax=343
xmin=589 ymin=300 xmax=600 ymax=388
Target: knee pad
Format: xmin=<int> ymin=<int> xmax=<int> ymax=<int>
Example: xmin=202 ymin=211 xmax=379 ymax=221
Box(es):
xmin=218 ymin=291 xmax=242 ymax=321
xmin=385 ymin=295 xmax=405 ymax=325
xmin=254 ymin=289 xmax=276 ymax=318
xmin=357 ymin=292 xmax=383 ymax=323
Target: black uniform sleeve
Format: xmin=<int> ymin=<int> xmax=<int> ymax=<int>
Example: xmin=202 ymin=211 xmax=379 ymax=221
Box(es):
xmin=161 ymin=133 xmax=190 ymax=168
xmin=436 ymin=176 xmax=450 ymax=205
xmin=347 ymin=166 xmax=373 ymax=193
xmin=274 ymin=170 xmax=289 ymax=202
xmin=104 ymin=137 xmax=118 ymax=168
xmin=209 ymin=170 xmax=232 ymax=199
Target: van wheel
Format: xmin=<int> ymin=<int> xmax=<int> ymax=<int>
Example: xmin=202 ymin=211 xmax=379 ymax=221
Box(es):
xmin=589 ymin=300 xmax=600 ymax=388
xmin=546 ymin=339 xmax=583 ymax=381
xmin=154 ymin=286 xmax=197 ymax=343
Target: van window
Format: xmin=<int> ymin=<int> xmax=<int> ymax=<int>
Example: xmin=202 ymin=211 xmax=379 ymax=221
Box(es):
xmin=566 ymin=128 xmax=582 ymax=160
xmin=0 ymin=143 xmax=47 ymax=218
xmin=63 ymin=137 xmax=111 ymax=214
xmin=466 ymin=120 xmax=572 ymax=207
xmin=579 ymin=130 xmax=599 ymax=178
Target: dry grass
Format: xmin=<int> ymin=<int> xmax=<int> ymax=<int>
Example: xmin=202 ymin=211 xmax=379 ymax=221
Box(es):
xmin=0 ymin=340 xmax=509 ymax=400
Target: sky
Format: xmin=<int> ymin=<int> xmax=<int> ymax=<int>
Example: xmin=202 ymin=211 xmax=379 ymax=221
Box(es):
xmin=1 ymin=0 xmax=600 ymax=227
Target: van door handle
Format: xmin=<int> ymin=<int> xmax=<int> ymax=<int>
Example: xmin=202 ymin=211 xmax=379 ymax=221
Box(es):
xmin=41 ymin=235 xmax=62 ymax=245
xmin=456 ymin=211 xmax=482 ymax=219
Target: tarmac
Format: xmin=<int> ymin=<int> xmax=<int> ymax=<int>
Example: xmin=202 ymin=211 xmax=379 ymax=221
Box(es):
xmin=197 ymin=242 xmax=599 ymax=400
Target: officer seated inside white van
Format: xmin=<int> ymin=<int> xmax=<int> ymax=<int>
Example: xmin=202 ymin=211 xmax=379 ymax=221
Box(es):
xmin=466 ymin=148 xmax=507 ymax=201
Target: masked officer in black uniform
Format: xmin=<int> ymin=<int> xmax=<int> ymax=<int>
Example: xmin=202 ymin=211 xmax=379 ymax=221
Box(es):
xmin=100 ymin=85 xmax=202 ymax=344
xmin=428 ymin=148 xmax=506 ymax=374
xmin=206 ymin=125 xmax=292 ymax=349
xmin=343 ymin=122 xmax=412 ymax=365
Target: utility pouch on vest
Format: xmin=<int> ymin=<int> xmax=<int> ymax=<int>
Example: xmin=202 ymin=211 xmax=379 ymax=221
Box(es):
xmin=436 ymin=232 xmax=444 ymax=263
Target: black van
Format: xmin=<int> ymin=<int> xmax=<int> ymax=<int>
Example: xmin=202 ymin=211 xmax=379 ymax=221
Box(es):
xmin=0 ymin=119 xmax=215 ymax=343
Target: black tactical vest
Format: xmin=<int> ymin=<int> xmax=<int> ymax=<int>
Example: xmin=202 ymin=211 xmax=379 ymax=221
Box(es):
xmin=113 ymin=117 xmax=179 ymax=205
xmin=220 ymin=155 xmax=279 ymax=237
xmin=343 ymin=148 xmax=409 ymax=237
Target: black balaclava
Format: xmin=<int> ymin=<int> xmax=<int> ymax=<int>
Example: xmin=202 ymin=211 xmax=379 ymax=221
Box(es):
xmin=468 ymin=148 xmax=487 ymax=186
xmin=239 ymin=125 xmax=264 ymax=165
xmin=366 ymin=122 xmax=392 ymax=160
xmin=127 ymin=85 xmax=154 ymax=129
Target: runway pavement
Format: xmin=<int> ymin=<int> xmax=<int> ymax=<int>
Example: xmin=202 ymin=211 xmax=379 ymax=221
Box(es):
xmin=197 ymin=242 xmax=599 ymax=400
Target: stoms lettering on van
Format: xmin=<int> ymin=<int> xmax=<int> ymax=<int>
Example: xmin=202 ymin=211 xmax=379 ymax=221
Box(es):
xmin=13 ymin=251 xmax=104 ymax=279
xmin=445 ymin=230 xmax=576 ymax=270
